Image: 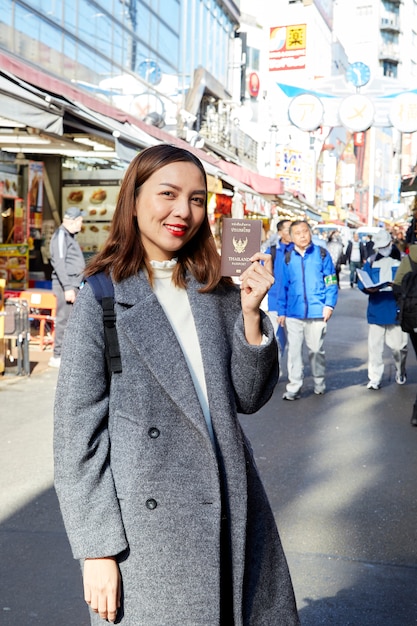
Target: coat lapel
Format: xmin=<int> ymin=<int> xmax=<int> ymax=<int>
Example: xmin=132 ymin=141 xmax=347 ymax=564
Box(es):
xmin=113 ymin=273 xmax=210 ymax=443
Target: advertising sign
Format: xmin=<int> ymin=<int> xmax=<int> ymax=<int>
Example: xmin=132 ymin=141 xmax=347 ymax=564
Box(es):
xmin=0 ymin=244 xmax=29 ymax=290
xmin=269 ymin=25 xmax=307 ymax=71
xmin=62 ymin=179 xmax=121 ymax=254
xmin=28 ymin=161 xmax=44 ymax=240
xmin=389 ymin=93 xmax=417 ymax=133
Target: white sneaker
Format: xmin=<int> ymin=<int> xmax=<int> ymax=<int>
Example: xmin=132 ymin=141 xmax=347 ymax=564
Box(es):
xmin=367 ymin=381 xmax=381 ymax=390
xmin=48 ymin=356 xmax=61 ymax=368
xmin=395 ymin=373 xmax=406 ymax=385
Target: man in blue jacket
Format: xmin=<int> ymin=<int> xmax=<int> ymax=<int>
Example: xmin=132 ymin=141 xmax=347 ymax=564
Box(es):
xmin=277 ymin=220 xmax=338 ymax=400
xmin=358 ymin=228 xmax=407 ymax=390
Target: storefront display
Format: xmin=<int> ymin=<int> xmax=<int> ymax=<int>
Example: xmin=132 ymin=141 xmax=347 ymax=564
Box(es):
xmin=0 ymin=244 xmax=29 ymax=289
xmin=62 ymin=177 xmax=121 ymax=255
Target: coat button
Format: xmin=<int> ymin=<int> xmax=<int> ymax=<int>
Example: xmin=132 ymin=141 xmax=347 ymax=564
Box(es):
xmin=148 ymin=427 xmax=160 ymax=439
xmin=146 ymin=498 xmax=157 ymax=510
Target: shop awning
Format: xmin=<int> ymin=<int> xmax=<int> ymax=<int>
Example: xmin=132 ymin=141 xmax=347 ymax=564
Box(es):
xmin=216 ymin=159 xmax=284 ymax=196
xmin=0 ymin=53 xmax=284 ymax=200
xmin=0 ymin=71 xmax=63 ymax=134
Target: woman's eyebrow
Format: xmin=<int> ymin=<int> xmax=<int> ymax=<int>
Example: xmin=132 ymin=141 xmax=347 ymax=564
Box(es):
xmin=158 ymin=182 xmax=206 ymax=194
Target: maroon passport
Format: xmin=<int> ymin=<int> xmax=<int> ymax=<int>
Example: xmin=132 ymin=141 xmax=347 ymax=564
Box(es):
xmin=220 ymin=218 xmax=262 ymax=277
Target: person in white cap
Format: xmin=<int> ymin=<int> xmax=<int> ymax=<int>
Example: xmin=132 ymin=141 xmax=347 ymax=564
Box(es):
xmin=48 ymin=206 xmax=85 ymax=368
xmin=358 ymin=228 xmax=408 ymax=389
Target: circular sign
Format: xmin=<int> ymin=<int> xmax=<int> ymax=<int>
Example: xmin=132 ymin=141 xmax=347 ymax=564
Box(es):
xmin=339 ymin=94 xmax=374 ymax=132
xmin=389 ymin=92 xmax=417 ymax=132
xmin=248 ymin=72 xmax=260 ymax=98
xmin=346 ymin=62 xmax=371 ymax=88
xmin=288 ymin=94 xmax=324 ymax=131
xmin=130 ymin=92 xmax=165 ymax=121
xmin=138 ymin=60 xmax=162 ymax=85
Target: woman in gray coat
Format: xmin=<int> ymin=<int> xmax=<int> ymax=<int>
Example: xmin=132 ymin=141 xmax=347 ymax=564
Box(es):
xmin=54 ymin=145 xmax=299 ymax=625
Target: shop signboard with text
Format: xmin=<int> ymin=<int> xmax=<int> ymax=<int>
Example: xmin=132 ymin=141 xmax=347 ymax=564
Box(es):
xmin=269 ymin=25 xmax=306 ymax=71
xmin=62 ymin=178 xmax=121 ymax=254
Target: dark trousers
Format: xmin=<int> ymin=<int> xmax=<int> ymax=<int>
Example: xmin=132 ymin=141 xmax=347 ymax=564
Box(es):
xmin=349 ymin=261 xmax=362 ymax=285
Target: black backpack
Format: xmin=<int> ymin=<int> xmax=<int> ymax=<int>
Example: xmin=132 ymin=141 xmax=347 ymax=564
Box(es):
xmin=85 ymin=272 xmax=122 ymax=374
xmin=396 ymin=258 xmax=417 ymax=333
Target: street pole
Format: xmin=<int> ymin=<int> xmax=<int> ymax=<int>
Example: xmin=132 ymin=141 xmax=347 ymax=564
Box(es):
xmin=368 ymin=126 xmax=376 ymax=227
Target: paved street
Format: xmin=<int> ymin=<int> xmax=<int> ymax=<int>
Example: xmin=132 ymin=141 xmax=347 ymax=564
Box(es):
xmin=1 ymin=271 xmax=417 ymax=625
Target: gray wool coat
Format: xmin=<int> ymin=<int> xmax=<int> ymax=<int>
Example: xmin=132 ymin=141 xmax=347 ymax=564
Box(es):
xmin=54 ymin=271 xmax=299 ymax=626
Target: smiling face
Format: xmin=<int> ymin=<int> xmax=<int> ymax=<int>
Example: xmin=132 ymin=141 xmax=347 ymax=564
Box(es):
xmin=135 ymin=161 xmax=207 ymax=261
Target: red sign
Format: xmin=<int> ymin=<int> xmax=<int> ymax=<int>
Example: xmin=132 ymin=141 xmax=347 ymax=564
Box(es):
xmin=354 ymin=132 xmax=365 ymax=147
xmin=248 ymin=72 xmax=260 ymax=98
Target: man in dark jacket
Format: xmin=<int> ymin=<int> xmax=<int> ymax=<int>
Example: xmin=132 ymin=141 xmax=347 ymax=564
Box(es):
xmin=405 ymin=205 xmax=417 ymax=246
xmin=345 ymin=232 xmax=367 ymax=287
xmin=49 ymin=206 xmax=85 ymax=367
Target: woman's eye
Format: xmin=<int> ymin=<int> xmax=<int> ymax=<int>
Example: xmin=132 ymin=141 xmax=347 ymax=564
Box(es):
xmin=192 ymin=196 xmax=205 ymax=205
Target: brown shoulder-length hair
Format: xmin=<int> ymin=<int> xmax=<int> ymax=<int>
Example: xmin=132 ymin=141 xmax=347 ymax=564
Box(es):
xmin=85 ymin=144 xmax=232 ymax=292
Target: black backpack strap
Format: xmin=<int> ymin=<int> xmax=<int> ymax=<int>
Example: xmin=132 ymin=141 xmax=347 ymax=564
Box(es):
xmin=86 ymin=272 xmax=122 ymax=375
xmin=285 ymin=245 xmax=326 ymax=264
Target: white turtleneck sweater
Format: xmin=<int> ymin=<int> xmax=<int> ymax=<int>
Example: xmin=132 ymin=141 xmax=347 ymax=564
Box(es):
xmin=150 ymin=260 xmax=215 ymax=444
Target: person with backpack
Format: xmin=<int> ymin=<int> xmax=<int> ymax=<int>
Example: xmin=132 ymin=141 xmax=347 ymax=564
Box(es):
xmin=53 ymin=145 xmax=299 ymax=626
xmin=265 ymin=219 xmax=293 ymax=333
xmin=392 ymin=244 xmax=417 ymax=425
xmin=357 ymin=228 xmax=408 ymax=390
xmin=277 ymin=220 xmax=338 ymax=400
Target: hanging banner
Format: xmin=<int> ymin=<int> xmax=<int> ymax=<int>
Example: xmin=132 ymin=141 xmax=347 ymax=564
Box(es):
xmin=28 ymin=161 xmax=44 ymax=240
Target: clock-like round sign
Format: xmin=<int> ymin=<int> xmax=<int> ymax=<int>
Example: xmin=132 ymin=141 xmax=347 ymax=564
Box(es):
xmin=339 ymin=94 xmax=374 ymax=132
xmin=138 ymin=60 xmax=162 ymax=86
xmin=288 ymin=93 xmax=324 ymax=131
xmin=346 ymin=62 xmax=371 ymax=88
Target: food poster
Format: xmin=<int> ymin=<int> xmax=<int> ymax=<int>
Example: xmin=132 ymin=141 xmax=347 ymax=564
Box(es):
xmin=62 ymin=180 xmax=121 ymax=254
xmin=28 ymin=161 xmax=44 ymax=239
xmin=0 ymin=244 xmax=29 ymax=290
xmin=0 ymin=173 xmax=19 ymax=196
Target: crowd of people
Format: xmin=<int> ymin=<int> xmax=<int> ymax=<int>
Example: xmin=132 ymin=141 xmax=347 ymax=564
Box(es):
xmin=264 ymin=218 xmax=416 ymax=405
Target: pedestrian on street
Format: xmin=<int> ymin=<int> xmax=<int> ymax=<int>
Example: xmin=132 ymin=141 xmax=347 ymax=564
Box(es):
xmin=326 ymin=230 xmax=344 ymax=289
xmin=405 ymin=204 xmax=417 ymax=246
xmin=345 ymin=231 xmax=366 ymax=287
xmin=265 ymin=219 xmax=293 ymax=334
xmin=277 ymin=220 xmax=338 ymax=400
xmin=357 ymin=228 xmax=408 ymax=390
xmin=48 ymin=206 xmax=85 ymax=368
xmin=53 ymin=145 xmax=299 ymax=626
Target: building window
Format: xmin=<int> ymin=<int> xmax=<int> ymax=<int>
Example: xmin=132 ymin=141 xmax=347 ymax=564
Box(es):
xmin=247 ymin=46 xmax=260 ymax=71
xmin=382 ymin=60 xmax=398 ymax=77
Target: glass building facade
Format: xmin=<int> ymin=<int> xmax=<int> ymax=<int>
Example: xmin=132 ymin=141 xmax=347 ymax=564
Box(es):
xmin=0 ymin=0 xmax=238 ymax=95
